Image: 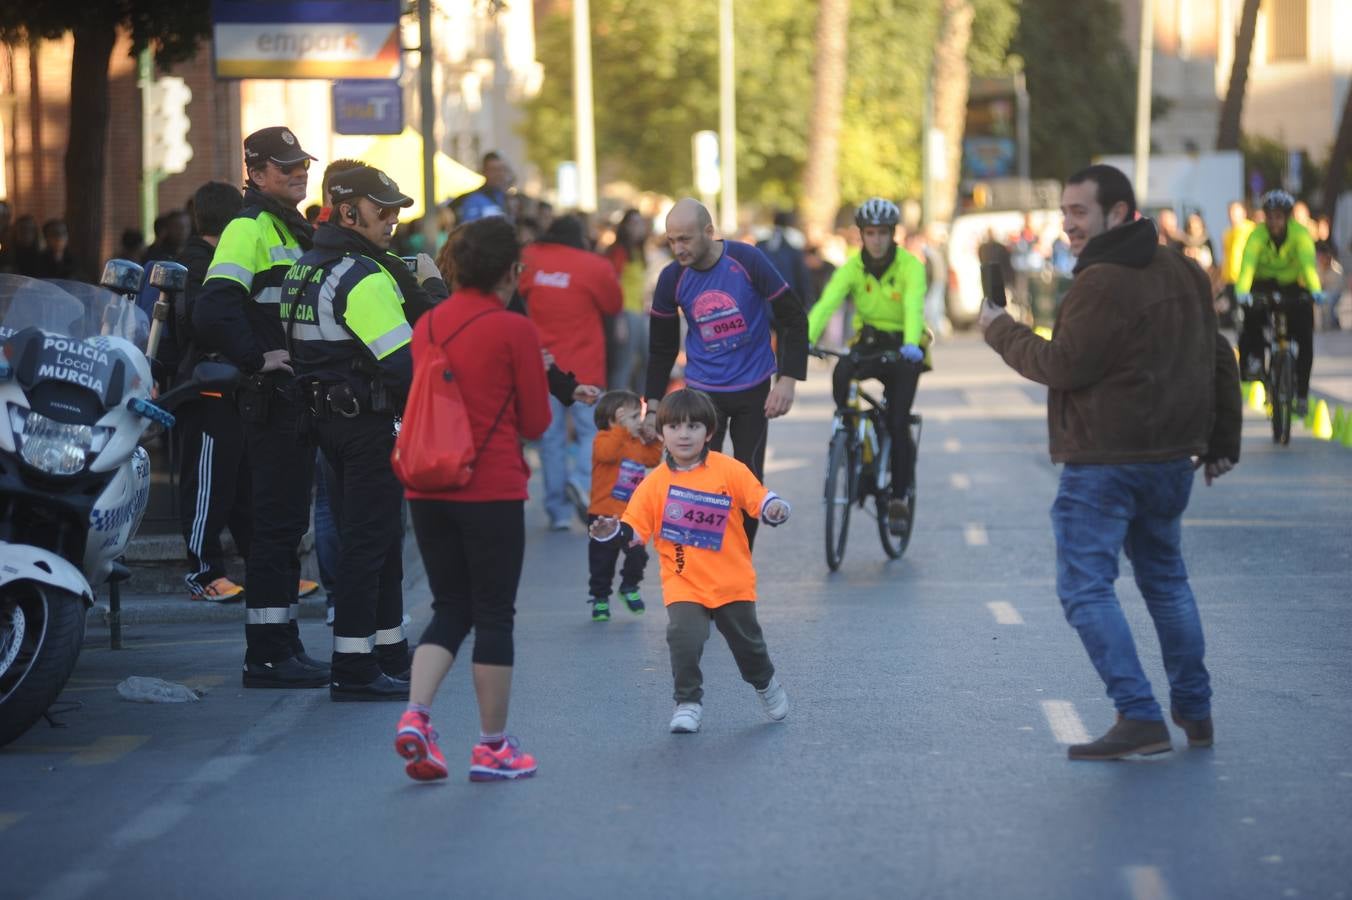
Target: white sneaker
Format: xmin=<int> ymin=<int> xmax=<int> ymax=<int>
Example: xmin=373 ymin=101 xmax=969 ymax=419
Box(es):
xmin=757 ymin=676 xmax=789 ymax=722
xmin=669 ymin=702 xmax=702 ymax=733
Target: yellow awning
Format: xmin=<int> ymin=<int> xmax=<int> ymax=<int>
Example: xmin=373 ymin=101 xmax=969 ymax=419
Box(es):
xmin=331 ymin=128 xmax=484 ymax=220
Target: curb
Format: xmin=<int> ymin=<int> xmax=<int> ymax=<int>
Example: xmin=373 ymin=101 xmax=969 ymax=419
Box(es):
xmin=85 ymin=595 xmax=330 ymax=629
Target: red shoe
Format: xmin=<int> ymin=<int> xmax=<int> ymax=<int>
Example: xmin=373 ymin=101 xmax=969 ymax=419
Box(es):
xmin=394 ymin=710 xmax=447 ymax=781
xmin=298 ymin=579 xmax=320 ymax=599
xmin=469 ymin=736 xmax=537 ymax=782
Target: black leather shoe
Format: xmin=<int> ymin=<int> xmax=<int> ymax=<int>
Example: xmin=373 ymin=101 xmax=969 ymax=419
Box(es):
xmin=242 ymin=656 xmax=330 ymax=689
xmin=330 ymin=673 xmax=411 ymax=702
xmin=294 ymin=652 xmax=331 ymax=673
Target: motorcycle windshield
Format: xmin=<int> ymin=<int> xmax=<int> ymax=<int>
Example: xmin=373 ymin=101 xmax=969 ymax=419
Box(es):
xmin=0 ymin=275 xmax=149 ymax=414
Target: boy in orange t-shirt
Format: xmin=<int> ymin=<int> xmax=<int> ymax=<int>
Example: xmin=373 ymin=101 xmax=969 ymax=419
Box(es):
xmin=587 ymin=390 xmax=664 ymax=621
xmin=589 ymin=389 xmax=791 ymax=734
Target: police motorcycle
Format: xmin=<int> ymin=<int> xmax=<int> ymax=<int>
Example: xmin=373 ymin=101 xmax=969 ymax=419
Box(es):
xmin=0 ymin=262 xmax=235 ymax=746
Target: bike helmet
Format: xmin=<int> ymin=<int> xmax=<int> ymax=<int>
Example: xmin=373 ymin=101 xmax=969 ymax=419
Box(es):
xmin=1261 ymin=189 xmax=1295 ymax=213
xmin=855 ymin=197 xmax=900 ymax=229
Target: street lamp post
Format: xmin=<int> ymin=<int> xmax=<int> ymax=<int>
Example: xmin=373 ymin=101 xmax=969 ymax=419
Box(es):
xmin=1133 ymin=0 xmax=1154 ymax=206
xmin=718 ymin=0 xmax=738 ymax=235
xmin=573 ymin=0 xmax=598 ymax=212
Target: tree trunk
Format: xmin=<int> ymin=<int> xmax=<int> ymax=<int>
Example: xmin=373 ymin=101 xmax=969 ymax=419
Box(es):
xmin=801 ymin=0 xmax=850 ymax=239
xmin=929 ymin=0 xmax=974 ymax=224
xmin=1323 ymin=82 xmax=1352 ymax=231
xmin=64 ymin=19 xmax=116 ymax=283
xmin=1216 ymin=0 xmax=1261 ymax=151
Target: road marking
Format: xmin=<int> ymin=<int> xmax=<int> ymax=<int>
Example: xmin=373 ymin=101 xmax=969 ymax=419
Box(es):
xmin=72 ymin=736 xmax=149 ymax=767
xmin=1123 ymin=865 xmax=1173 ymax=900
xmin=1261 ymin=855 xmax=1283 ymax=864
xmin=949 ymin=473 xmax=971 ymax=490
xmin=11 ymin=735 xmax=149 ymax=766
xmin=33 ymin=693 xmax=323 ymax=900
xmin=1040 ymin=700 xmax=1091 ymax=745
xmin=964 ymin=523 xmax=989 ymax=546
xmin=943 ymin=437 xmax=962 ymax=453
xmin=0 ymin=812 xmax=26 ymax=831
xmin=762 ymin=446 xmax=809 ymax=474
xmin=986 ymin=601 xmax=1024 ymax=625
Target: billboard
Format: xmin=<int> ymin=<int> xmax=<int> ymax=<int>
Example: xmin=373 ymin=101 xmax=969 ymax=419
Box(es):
xmin=213 ymin=1 xmax=403 ymax=80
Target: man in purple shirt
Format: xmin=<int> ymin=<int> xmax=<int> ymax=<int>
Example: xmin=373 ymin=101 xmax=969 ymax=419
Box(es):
xmin=644 ymin=199 xmax=809 ymax=545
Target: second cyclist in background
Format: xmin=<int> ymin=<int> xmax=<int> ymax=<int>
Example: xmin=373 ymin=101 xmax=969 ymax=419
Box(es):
xmin=808 ymin=198 xmax=927 ymax=534
xmin=1235 ymin=189 xmax=1326 ymax=416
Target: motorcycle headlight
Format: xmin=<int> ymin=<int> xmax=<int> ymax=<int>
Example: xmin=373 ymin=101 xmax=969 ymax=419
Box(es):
xmin=7 ymin=406 xmax=111 ymax=476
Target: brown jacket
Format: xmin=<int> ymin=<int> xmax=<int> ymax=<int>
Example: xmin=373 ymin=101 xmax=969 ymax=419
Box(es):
xmin=985 ymin=218 xmax=1241 ymax=465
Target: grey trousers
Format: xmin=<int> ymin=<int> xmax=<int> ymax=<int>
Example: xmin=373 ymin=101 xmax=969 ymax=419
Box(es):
xmin=666 ymin=601 xmax=775 ymax=704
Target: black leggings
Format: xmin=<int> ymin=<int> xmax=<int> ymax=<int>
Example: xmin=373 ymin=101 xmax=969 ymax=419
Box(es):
xmin=410 ymin=499 xmax=524 ymax=666
xmin=1238 ymin=288 xmax=1315 ymax=398
xmin=831 ymin=354 xmax=921 ymax=494
xmin=707 ymin=379 xmax=772 ymax=547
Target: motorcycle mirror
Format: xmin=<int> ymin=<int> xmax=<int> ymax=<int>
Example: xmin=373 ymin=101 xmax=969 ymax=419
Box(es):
xmin=100 ymin=259 xmax=145 ymax=295
xmin=154 ymin=360 xmax=243 ymax=415
xmin=147 ymin=261 xmax=188 ymax=293
xmin=190 ymin=360 xmax=241 ymax=387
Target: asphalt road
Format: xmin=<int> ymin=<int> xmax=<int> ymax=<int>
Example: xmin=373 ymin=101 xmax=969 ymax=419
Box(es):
xmin=3 ymin=333 xmax=1350 ymax=900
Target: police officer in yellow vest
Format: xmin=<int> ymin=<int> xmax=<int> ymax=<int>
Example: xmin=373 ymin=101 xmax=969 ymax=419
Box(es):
xmin=194 ymin=126 xmax=328 ymax=689
xmin=283 ymin=165 xmax=429 ymax=701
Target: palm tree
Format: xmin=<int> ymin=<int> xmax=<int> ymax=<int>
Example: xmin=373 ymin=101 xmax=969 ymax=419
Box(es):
xmin=1216 ymin=0 xmax=1262 ymax=151
xmin=801 ymin=0 xmax=851 ymax=238
xmin=930 ymin=0 xmax=975 ymax=223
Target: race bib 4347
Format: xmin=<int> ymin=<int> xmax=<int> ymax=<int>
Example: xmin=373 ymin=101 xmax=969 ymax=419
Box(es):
xmin=660 ymin=484 xmax=732 ymax=550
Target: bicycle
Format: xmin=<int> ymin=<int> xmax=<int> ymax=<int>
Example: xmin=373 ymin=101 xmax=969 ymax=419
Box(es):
xmin=1250 ymin=285 xmax=1312 ymax=446
xmin=811 ymin=347 xmax=922 ymax=572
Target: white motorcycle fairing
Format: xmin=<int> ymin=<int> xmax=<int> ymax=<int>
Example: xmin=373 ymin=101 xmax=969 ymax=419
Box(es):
xmin=0 ymin=540 xmax=94 ymax=604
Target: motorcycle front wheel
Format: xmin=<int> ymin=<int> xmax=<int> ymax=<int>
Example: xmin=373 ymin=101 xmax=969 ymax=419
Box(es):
xmin=0 ymin=583 xmax=86 ymax=747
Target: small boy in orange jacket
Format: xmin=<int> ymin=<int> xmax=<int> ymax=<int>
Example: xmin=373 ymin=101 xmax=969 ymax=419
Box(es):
xmin=586 ymin=390 xmax=663 ymax=621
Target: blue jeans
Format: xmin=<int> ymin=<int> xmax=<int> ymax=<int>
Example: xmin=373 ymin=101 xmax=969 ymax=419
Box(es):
xmin=540 ymin=395 xmax=596 ymax=525
xmin=1050 ymin=460 xmax=1212 ymax=722
xmin=314 ymin=451 xmax=341 ymax=599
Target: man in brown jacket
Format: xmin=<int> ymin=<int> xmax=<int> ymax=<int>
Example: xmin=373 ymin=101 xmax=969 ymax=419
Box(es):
xmin=981 ymin=164 xmax=1242 ymax=761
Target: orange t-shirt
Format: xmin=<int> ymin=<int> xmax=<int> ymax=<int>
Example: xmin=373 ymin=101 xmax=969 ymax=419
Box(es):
xmin=589 ymin=425 xmax=665 ymax=517
xmin=621 ymin=451 xmax=771 ymax=608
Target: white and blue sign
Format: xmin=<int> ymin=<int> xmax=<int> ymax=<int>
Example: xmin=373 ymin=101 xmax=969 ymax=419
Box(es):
xmin=213 ymin=0 xmax=403 ymax=80
xmin=333 ymin=80 xmax=403 ymax=135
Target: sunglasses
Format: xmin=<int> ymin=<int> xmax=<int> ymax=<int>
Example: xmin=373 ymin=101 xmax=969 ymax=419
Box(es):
xmin=272 ymin=159 xmax=311 ymax=175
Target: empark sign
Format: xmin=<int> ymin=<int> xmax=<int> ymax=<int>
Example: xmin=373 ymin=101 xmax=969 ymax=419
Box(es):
xmin=212 ymin=0 xmax=403 ymax=80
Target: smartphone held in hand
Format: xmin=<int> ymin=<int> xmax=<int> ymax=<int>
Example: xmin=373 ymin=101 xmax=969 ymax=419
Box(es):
xmin=981 ymin=262 xmax=1006 ymax=308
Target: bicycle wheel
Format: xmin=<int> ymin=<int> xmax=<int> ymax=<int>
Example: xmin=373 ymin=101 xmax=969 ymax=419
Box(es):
xmin=1271 ymin=350 xmax=1294 ymax=445
xmin=824 ymin=430 xmax=854 ymax=571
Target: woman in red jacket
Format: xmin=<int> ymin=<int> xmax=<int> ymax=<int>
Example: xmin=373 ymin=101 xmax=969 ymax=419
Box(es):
xmin=393 ymin=217 xmax=552 ymax=783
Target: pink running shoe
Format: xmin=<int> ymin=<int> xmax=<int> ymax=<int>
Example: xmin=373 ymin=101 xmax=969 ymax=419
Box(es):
xmin=394 ymin=710 xmax=448 ymax=781
xmin=469 ymin=736 xmax=537 ymax=782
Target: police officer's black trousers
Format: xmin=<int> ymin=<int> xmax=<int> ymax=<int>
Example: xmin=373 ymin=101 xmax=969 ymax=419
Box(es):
xmin=241 ymin=393 xmax=314 ymax=664
xmin=176 ymin=396 xmax=252 ymax=593
xmin=315 ymin=412 xmax=408 ymax=683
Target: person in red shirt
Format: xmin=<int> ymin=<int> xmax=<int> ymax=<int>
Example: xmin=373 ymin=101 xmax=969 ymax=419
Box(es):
xmin=393 ymin=217 xmax=552 ymax=783
xmin=520 ymin=215 xmax=623 ymax=530
xmin=586 ymin=389 xmax=663 ymax=621
xmin=589 ymin=389 xmax=792 ymax=735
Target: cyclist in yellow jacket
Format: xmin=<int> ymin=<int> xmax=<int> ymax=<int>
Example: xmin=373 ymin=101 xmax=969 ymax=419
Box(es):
xmin=808 ymin=198 xmax=926 ymax=535
xmin=1236 ymin=189 xmax=1326 ymax=415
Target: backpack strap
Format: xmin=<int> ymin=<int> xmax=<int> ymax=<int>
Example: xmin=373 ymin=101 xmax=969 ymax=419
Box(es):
xmin=431 ymin=307 xmax=515 ymax=475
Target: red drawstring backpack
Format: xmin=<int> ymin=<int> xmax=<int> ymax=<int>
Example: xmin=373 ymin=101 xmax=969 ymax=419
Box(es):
xmin=391 ymin=310 xmax=511 ymax=491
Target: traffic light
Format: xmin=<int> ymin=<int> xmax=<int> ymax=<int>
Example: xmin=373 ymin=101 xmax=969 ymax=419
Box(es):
xmin=145 ymin=77 xmax=193 ymax=175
